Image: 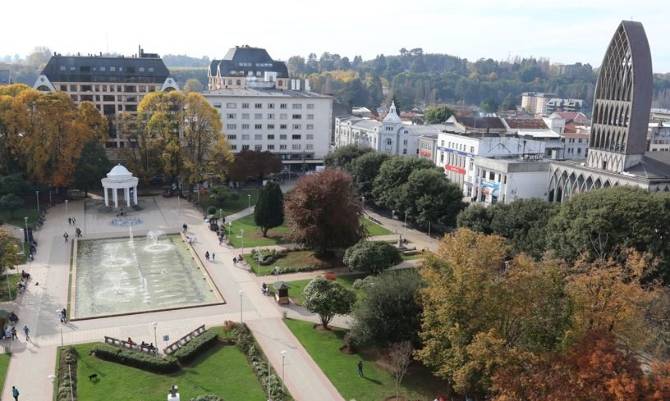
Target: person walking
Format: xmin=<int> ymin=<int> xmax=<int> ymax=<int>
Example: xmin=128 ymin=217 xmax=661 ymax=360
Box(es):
xmin=11 ymin=385 xmax=19 ymax=401
xmin=182 ymin=223 xmax=188 ymax=233
xmin=67 ymin=217 xmax=71 ymax=225
xmin=63 ymin=232 xmax=69 ymax=242
xmin=357 ymin=360 xmax=364 ymax=377
xmin=205 ymin=251 xmax=210 ymax=261
xmin=23 ymin=325 xmax=29 ymax=341
xmin=211 ymin=253 xmax=215 ymax=262
xmin=11 ymin=327 xmax=16 ymax=341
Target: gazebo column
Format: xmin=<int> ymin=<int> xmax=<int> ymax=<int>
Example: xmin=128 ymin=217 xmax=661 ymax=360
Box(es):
xmin=133 ymin=186 xmax=138 ymax=205
xmin=125 ymin=187 xmax=131 ymax=207
xmin=113 ymin=188 xmax=118 ymax=208
xmin=104 ymin=187 xmax=109 ymax=207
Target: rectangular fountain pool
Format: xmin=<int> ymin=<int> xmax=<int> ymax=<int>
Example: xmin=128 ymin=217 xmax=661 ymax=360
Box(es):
xmin=71 ymin=232 xmax=223 ymax=319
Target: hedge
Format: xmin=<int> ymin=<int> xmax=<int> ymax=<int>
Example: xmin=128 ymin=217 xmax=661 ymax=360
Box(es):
xmin=56 ymin=347 xmax=78 ymax=401
xmin=172 ymin=330 xmax=221 ymax=364
xmin=91 ymin=344 xmax=179 ymax=373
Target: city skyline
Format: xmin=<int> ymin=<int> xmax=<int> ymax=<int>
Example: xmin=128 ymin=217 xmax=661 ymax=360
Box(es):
xmin=3 ymin=0 xmax=670 ymax=72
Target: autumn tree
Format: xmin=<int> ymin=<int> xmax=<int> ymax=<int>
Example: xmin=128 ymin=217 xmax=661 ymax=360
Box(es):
xmin=228 ymin=150 xmax=282 ymax=183
xmin=183 ymin=79 xmax=204 ymax=93
xmin=0 ymin=228 xmax=21 ymax=274
xmin=254 ymin=181 xmax=284 ymax=237
xmin=388 ymin=341 xmax=414 ymax=401
xmin=285 ymin=169 xmax=363 ymax=253
xmin=303 ymin=278 xmax=355 ymax=329
xmin=424 ymin=105 xmax=453 ymax=124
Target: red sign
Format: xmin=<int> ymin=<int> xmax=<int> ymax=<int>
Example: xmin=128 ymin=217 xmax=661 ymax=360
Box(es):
xmin=445 ymin=164 xmax=466 ymax=175
xmin=419 ymin=149 xmax=432 ymax=158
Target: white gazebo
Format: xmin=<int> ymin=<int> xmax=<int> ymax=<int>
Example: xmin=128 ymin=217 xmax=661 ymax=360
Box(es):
xmin=101 ymin=164 xmax=139 ymax=208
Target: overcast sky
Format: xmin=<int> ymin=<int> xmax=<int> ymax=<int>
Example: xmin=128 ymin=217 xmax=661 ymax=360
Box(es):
xmin=4 ymin=0 xmax=670 ymax=72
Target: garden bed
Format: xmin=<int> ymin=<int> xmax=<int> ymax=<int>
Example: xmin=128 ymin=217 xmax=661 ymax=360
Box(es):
xmin=243 ymin=250 xmax=344 ymax=276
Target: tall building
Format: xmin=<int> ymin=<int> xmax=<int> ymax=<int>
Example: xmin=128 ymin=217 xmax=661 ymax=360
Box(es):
xmin=204 ymin=46 xmax=333 ymax=168
xmin=34 ymin=48 xmax=178 ymax=153
xmin=520 ymin=92 xmax=555 ymax=115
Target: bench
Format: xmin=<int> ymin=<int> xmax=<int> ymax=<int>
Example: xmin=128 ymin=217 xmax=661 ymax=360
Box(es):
xmin=163 ymin=324 xmax=206 ymax=355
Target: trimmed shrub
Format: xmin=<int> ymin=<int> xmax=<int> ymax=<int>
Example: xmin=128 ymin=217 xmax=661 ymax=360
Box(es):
xmin=190 ymin=396 xmax=224 ymax=401
xmin=206 ymin=206 xmax=217 ymax=216
xmin=172 ymin=330 xmax=220 ymax=364
xmin=91 ymin=344 xmax=179 ymax=373
xmin=56 ymin=347 xmax=78 ymax=401
xmin=343 ymin=240 xmax=402 ymax=274
xmin=270 ymin=264 xmax=319 ymax=275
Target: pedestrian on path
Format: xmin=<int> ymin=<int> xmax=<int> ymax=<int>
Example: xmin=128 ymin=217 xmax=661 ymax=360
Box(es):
xmin=63 ymin=232 xmax=69 ymax=242
xmin=182 ymin=223 xmax=188 ymax=233
xmin=67 ymin=217 xmax=72 ymax=225
xmin=11 ymin=327 xmax=16 ymax=340
xmin=212 ymin=253 xmax=215 ymax=262
xmin=233 ymin=257 xmax=237 ymax=265
xmin=11 ymin=385 xmax=19 ymax=401
xmin=357 ymin=360 xmax=364 ymax=377
xmin=205 ymin=251 xmax=210 ymax=261
xmin=23 ymin=325 xmax=29 ymax=341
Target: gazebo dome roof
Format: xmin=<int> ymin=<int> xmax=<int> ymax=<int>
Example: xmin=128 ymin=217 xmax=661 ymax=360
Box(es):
xmin=107 ymin=164 xmax=132 ymax=178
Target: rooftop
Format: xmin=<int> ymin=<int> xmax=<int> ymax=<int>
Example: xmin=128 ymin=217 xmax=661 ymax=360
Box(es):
xmin=505 ymin=118 xmax=549 ymax=130
xmin=41 ymin=51 xmax=170 ymax=83
xmin=210 ymin=46 xmax=289 ymax=78
xmin=204 ymin=87 xmax=330 ymax=99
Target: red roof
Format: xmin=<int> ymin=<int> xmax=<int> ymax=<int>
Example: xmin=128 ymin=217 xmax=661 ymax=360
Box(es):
xmin=505 ymin=118 xmax=548 ymax=129
xmin=554 ymin=112 xmax=589 ymax=125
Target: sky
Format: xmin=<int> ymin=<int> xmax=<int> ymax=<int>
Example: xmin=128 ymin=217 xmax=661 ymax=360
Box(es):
xmin=3 ymin=0 xmax=670 ymax=72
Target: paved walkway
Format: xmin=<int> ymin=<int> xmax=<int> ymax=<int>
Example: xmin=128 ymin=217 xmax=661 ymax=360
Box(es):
xmin=1 ymin=196 xmax=344 ymax=401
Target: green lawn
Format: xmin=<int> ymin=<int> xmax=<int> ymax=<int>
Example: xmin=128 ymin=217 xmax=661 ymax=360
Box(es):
xmin=74 ymin=341 xmax=266 ymax=401
xmin=227 ymin=215 xmax=290 ymax=248
xmin=286 ymin=274 xmax=365 ymax=305
xmin=202 ymin=188 xmax=260 ymax=216
xmin=0 ymin=208 xmax=40 ymax=227
xmin=0 ymin=274 xmax=21 ymax=302
xmin=0 ymin=352 xmax=10 ymax=396
xmin=244 ymin=250 xmax=343 ymax=276
xmin=285 ymin=319 xmax=448 ymax=401
xmin=362 ymin=217 xmax=393 ymax=236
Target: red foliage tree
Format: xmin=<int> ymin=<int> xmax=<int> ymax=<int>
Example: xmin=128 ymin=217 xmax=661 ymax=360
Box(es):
xmin=284 ymin=169 xmax=362 ymax=254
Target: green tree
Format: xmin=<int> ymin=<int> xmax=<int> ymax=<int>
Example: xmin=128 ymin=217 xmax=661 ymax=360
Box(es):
xmin=402 ymin=168 xmax=464 ymax=228
xmin=0 ymin=194 xmax=23 ymax=218
xmin=285 ymin=169 xmax=363 ymax=254
xmin=228 ymin=150 xmax=282 ymax=183
xmin=303 ymin=277 xmax=355 ymax=329
xmin=0 ymin=174 xmax=30 ymax=197
xmin=348 ymin=152 xmax=389 ymax=200
xmin=0 ymin=228 xmax=21 ymax=274
xmin=489 ymin=199 xmax=557 ymax=259
xmin=424 ymin=105 xmax=454 ymax=124
xmin=183 ymin=79 xmax=204 ymax=93
xmin=547 ymin=187 xmax=670 ymax=283
xmin=73 ymin=140 xmax=111 ymax=195
xmin=350 ymin=270 xmax=422 ymax=347
xmin=254 ymin=181 xmax=284 ymax=237
xmin=480 ymin=97 xmax=499 ymax=113
xmin=343 ymin=240 xmax=402 ymax=274
xmin=372 ymin=156 xmax=435 ymax=212
xmin=457 ymin=204 xmax=493 ymax=234
xmin=324 ymin=144 xmax=372 ymax=170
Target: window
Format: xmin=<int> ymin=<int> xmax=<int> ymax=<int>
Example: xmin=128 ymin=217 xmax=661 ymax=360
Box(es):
xmin=307 ymin=114 xmax=314 ymax=120
xmin=403 ymin=139 xmax=408 ymax=145
xmin=236 ymin=80 xmax=241 ymax=86
xmin=280 ymin=124 xmax=287 ymax=130
xmin=226 ymin=113 xmax=236 ymax=119
xmin=280 ymin=134 xmax=287 ymax=140
xmin=254 ymin=103 xmax=262 ymax=109
xmin=231 ymin=144 xmax=237 ymax=150
xmin=254 ymin=113 xmax=262 ymax=119
xmin=280 ymin=144 xmax=287 ymax=150
xmin=306 ymin=134 xmax=314 ymax=140
xmin=242 ymin=113 xmax=250 ymax=119
xmin=403 ymin=148 xmax=407 ymax=154
xmin=242 ymin=134 xmax=250 ymax=140
xmin=470 ymin=146 xmax=475 ymax=153
xmin=292 ymin=104 xmax=302 ymax=110
xmin=242 ymin=103 xmax=249 ymax=109
xmin=226 ymin=102 xmax=237 ymax=108
xmin=489 ymin=172 xmax=495 ymax=180
xmin=267 ymin=124 xmax=275 ymax=129
xmin=227 ymin=135 xmax=237 ymax=140
xmin=254 ymin=135 xmax=262 ymax=140
xmin=292 ymin=114 xmax=302 ymax=119
xmin=267 ymin=113 xmax=274 ymax=119
xmin=226 ymin=124 xmax=237 ymax=129
xmin=280 ymin=103 xmax=287 ymax=109
xmin=242 ymin=144 xmax=250 ymax=150
xmin=254 ymin=124 xmax=262 ymax=129
xmin=386 ymin=139 xmax=392 ymax=145
xmin=292 ymin=144 xmax=301 ymax=150
xmin=306 ymin=124 xmax=314 ymax=130
xmin=213 ymin=103 xmax=222 ymax=109
xmin=268 ymin=103 xmax=275 ymax=109
xmin=267 ymin=144 xmax=275 ymax=150
xmin=268 ymin=134 xmax=275 ymax=140
xmin=242 ymin=124 xmax=250 ymax=129
xmin=292 ymin=134 xmax=302 ymax=140
xmin=307 ymin=103 xmax=314 ymax=109
xmin=306 ymin=144 xmax=314 ymax=150
xmin=293 ymin=124 xmax=301 ymax=129
xmin=280 ymin=114 xmax=288 ymax=120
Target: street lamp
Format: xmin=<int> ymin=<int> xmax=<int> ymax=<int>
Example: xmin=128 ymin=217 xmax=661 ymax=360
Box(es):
xmin=280 ymin=350 xmax=287 ymax=392
xmin=35 ymin=190 xmax=40 ymax=215
xmin=151 ymin=322 xmax=158 ymax=351
xmin=23 ymin=217 xmax=28 ymax=257
xmin=241 ymin=228 xmax=245 ymax=253
xmin=248 ymin=194 xmax=252 ymax=209
xmin=404 ymin=211 xmax=408 ymax=238
xmin=65 ymin=199 xmax=69 ymax=216
xmin=361 ymin=196 xmax=365 ymax=212
xmin=239 ymin=290 xmax=244 ymax=323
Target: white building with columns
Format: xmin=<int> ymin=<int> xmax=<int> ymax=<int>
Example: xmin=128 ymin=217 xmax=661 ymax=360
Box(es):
xmin=101 ymin=164 xmax=139 ymax=208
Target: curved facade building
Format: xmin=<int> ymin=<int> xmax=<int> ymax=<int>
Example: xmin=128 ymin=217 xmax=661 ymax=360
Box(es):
xmin=586 ymin=20 xmax=653 ymax=173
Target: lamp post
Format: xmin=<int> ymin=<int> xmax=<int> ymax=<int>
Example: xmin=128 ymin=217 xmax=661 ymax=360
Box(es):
xmin=65 ymin=199 xmax=69 ymax=217
xmin=23 ymin=217 xmax=28 ymax=257
xmin=428 ymin=220 xmax=431 ymax=237
xmin=35 ymin=190 xmax=40 ymax=215
xmin=151 ymin=322 xmax=158 ymax=351
xmin=248 ymin=194 xmax=252 ymax=210
xmin=404 ymin=211 xmax=408 ymax=238
xmin=361 ymin=196 xmax=365 ymax=213
xmin=241 ymin=228 xmax=245 ymax=254
xmin=267 ymin=359 xmax=272 ymax=400
xmin=239 ymin=290 xmax=244 ymax=323
xmin=280 ymin=350 xmax=287 ymax=392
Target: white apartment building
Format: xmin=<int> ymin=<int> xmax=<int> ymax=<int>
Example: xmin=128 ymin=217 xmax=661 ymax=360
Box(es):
xmin=205 ymin=88 xmax=333 ymax=165
xmin=334 ymin=102 xmax=445 ymax=156
xmin=472 ymin=157 xmax=550 ymax=204
xmin=648 ymin=122 xmax=670 ymax=151
xmin=435 ymin=131 xmax=546 ymax=200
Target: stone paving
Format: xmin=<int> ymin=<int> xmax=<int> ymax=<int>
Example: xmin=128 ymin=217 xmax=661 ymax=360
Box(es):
xmin=0 ymin=193 xmax=437 ymax=401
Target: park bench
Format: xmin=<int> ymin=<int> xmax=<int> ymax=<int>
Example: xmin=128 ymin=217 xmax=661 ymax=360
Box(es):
xmin=163 ymin=324 xmax=206 ymax=355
